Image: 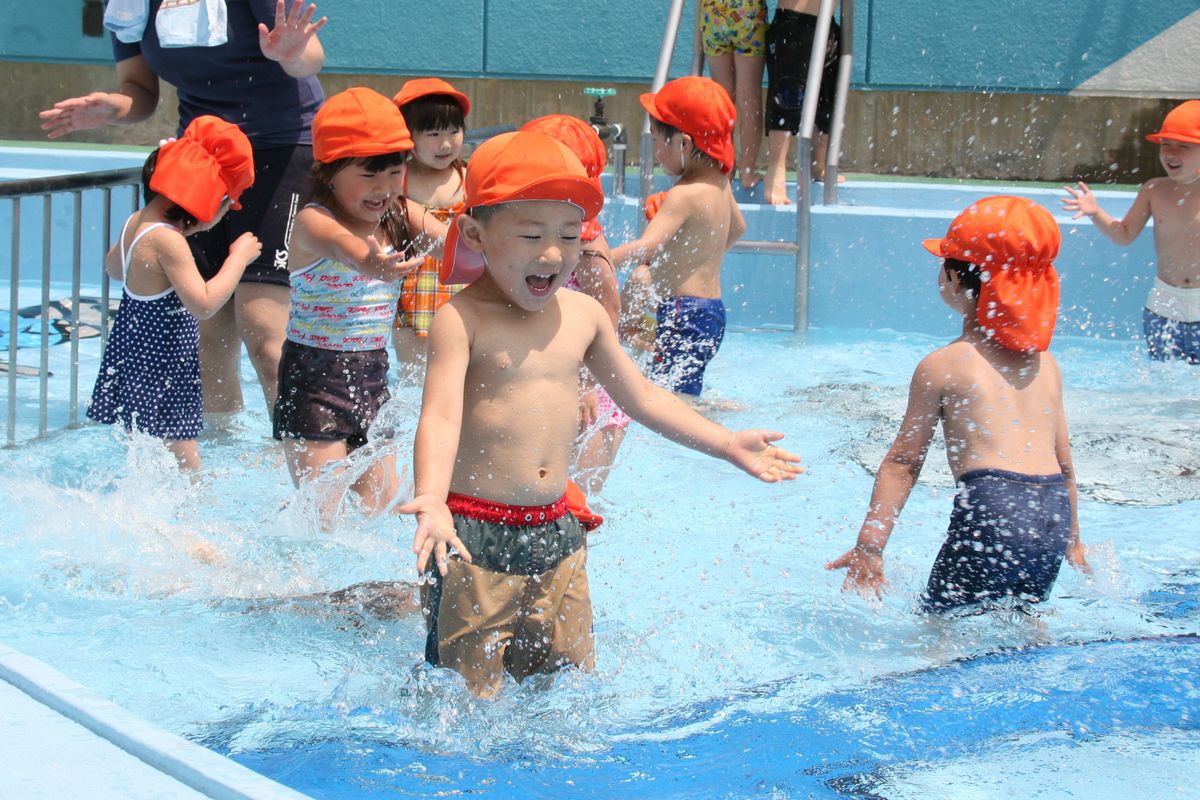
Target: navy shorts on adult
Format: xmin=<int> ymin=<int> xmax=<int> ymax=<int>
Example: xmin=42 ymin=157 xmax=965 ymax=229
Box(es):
xmin=922 ymin=469 xmax=1072 ymax=612
xmin=189 ymin=145 xmax=312 ymax=287
xmin=765 ymin=9 xmax=841 ymax=135
xmin=650 ymin=296 xmax=726 ymax=396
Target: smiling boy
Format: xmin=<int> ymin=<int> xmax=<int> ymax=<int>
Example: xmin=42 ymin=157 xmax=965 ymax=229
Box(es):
xmin=1063 ymin=100 xmax=1200 ymax=363
xmin=398 ymin=131 xmax=800 ymax=696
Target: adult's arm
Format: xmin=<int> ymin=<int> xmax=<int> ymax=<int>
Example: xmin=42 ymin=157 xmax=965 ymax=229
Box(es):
xmin=39 ymin=55 xmax=160 ymax=138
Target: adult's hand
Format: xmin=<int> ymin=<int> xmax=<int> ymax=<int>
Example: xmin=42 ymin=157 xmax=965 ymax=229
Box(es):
xmin=259 ymin=0 xmax=327 ymax=76
xmin=39 ymin=93 xmax=124 ymax=139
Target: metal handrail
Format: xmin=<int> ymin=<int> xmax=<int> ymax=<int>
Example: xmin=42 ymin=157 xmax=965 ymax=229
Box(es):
xmin=639 ymin=0 xmax=689 ymax=221
xmin=0 ymin=167 xmax=142 ymax=198
xmin=4 ymin=167 xmax=141 ymax=447
xmin=823 ymin=0 xmax=855 ymax=203
xmin=795 ymin=0 xmax=839 ymax=335
xmin=642 ymin=0 xmax=853 ymax=334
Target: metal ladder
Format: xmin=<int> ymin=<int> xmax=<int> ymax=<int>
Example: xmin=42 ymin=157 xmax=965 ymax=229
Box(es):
xmin=638 ymin=0 xmax=855 ymax=334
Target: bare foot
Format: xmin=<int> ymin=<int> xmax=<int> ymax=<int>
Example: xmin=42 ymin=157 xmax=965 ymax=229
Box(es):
xmin=813 ymin=172 xmax=847 ymax=184
xmin=764 ymin=181 xmax=792 ymax=205
xmin=739 ymin=168 xmax=763 ymax=190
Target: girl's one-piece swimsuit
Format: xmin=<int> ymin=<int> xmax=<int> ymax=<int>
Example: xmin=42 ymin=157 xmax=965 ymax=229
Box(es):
xmin=88 ymin=221 xmax=204 ymax=440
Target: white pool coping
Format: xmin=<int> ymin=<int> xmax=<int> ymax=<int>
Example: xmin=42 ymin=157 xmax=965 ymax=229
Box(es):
xmin=0 ymin=641 xmax=312 ymax=800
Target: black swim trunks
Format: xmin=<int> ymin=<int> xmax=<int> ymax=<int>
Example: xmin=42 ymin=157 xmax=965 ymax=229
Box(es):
xmin=189 ymin=144 xmax=312 ymax=287
xmin=765 ymin=9 xmax=841 ymax=135
xmin=922 ymin=469 xmax=1073 ymax=612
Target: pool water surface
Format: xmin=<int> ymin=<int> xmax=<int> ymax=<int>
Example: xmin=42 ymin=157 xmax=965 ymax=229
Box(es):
xmin=0 ymin=326 xmax=1197 ymax=798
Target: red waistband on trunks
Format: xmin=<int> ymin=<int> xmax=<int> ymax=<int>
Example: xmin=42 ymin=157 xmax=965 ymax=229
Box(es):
xmin=446 ymin=492 xmax=570 ymax=526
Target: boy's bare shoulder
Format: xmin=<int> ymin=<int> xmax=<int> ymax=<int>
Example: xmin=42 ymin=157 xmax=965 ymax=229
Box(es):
xmin=665 ymin=178 xmax=726 ymax=207
xmin=912 ymin=340 xmax=979 ymax=383
xmin=557 ymin=285 xmax=606 ymax=317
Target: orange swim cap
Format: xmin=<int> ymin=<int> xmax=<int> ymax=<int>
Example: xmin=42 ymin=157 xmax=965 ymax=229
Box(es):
xmin=1145 ymin=100 xmax=1200 ymax=145
xmin=923 ymin=195 xmax=1061 ymax=352
xmin=312 ymin=87 xmax=414 ymax=164
xmin=440 ymin=131 xmax=605 ymax=284
xmin=520 ymin=115 xmax=608 ymax=241
xmin=149 ymin=116 xmax=254 ymax=223
xmin=640 ymin=76 xmax=736 ymax=174
xmin=392 ymin=77 xmax=471 ymax=117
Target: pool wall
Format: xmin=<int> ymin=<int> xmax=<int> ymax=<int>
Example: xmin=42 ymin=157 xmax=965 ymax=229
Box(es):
xmin=3 ymin=147 xmax=1153 ymax=343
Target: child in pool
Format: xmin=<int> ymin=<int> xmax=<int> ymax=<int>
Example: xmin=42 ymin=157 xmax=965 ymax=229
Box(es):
xmin=520 ymin=114 xmax=627 ymax=495
xmin=612 ymin=76 xmax=746 ymax=398
xmin=391 ymin=78 xmax=471 ymax=369
xmin=698 ymin=0 xmax=768 ymax=190
xmin=273 ymin=88 xmax=436 ymax=514
xmin=398 ymin=130 xmax=801 ymax=697
xmin=827 ymin=196 xmax=1090 ymax=612
xmin=89 ymin=116 xmax=259 ymax=471
xmin=1062 ymin=100 xmax=1200 ymax=364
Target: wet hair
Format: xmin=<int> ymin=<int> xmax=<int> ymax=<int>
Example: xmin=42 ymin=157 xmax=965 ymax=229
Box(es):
xmin=649 ymin=117 xmax=722 ymax=171
xmin=140 ymin=148 xmax=202 ymax=230
xmin=304 ymin=152 xmax=414 ymax=254
xmin=943 ymin=257 xmax=983 ymax=301
xmin=399 ymin=95 xmax=466 ymax=135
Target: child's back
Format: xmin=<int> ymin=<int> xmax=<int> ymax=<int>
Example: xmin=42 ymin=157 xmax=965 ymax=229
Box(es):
xmin=647 ymin=173 xmax=740 ymax=299
xmin=924 ymin=340 xmax=1065 ymax=479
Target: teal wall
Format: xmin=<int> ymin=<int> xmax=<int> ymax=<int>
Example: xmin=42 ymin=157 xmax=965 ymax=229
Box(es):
xmin=2 ymin=1 xmax=1196 ymax=93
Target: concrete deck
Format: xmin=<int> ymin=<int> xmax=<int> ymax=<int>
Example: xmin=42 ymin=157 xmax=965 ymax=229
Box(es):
xmin=0 ymin=641 xmax=311 ymax=800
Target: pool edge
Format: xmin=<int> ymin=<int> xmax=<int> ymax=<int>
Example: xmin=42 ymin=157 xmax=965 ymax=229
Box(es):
xmin=0 ymin=640 xmax=311 ymax=800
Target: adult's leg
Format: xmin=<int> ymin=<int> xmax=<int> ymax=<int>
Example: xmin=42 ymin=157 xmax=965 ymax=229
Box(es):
xmin=198 ymin=303 xmax=245 ymax=415
xmin=733 ymin=53 xmax=766 ymax=189
xmin=764 ymin=130 xmax=793 ymax=204
xmin=235 ymin=282 xmax=290 ymax=412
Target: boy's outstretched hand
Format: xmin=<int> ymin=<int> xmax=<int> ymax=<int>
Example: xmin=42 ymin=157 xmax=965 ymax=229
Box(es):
xmin=1061 ymin=182 xmax=1099 ymax=219
xmin=396 ymin=493 xmax=472 ymax=576
xmin=724 ymin=430 xmax=802 ymax=482
xmin=825 ymin=545 xmax=886 ymax=598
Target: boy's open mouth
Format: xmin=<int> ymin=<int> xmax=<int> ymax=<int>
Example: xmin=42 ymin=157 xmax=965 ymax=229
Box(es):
xmin=526 ymin=273 xmax=555 ymax=295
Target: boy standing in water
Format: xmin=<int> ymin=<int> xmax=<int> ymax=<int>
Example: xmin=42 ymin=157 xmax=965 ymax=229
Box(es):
xmin=827 ymin=196 xmax=1089 ymax=611
xmin=612 ymin=76 xmax=746 ymax=398
xmin=399 ymin=131 xmax=800 ymax=696
xmin=1063 ymin=100 xmax=1200 ymax=363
